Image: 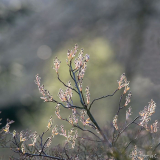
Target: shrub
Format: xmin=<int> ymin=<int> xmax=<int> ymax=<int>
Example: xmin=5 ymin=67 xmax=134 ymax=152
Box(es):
xmin=0 ymin=44 xmax=159 ymax=159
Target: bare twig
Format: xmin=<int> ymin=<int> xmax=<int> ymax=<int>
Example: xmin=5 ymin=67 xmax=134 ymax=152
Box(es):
xmin=57 ymin=73 xmax=78 ymax=94
xmin=113 ymin=116 xmax=140 ymax=145
xmin=123 ymin=127 xmax=143 ymax=152
xmin=89 ymin=89 xmax=119 ymax=110
xmin=116 ymin=93 xmax=125 ymax=115
xmin=60 ymin=116 xmax=102 ymax=141
xmin=20 ymin=152 xmax=65 ymax=160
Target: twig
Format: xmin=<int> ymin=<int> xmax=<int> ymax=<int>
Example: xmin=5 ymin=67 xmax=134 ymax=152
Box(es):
xmin=63 ymin=144 xmax=71 ymax=160
xmin=89 ymin=89 xmax=119 ymax=110
xmin=57 ymin=73 xmax=78 ymax=94
xmin=19 ymin=151 xmax=65 ymax=160
xmin=86 ymin=108 xmax=112 ymax=147
xmin=116 ymin=93 xmax=125 ymax=115
xmin=153 ymin=142 xmax=160 ymax=152
xmin=60 ymin=117 xmax=102 ymax=141
xmin=123 ymin=126 xmax=143 ymax=152
xmin=52 ymin=99 xmax=83 ymax=109
xmin=112 ymin=93 xmax=125 ymax=144
xmin=39 ymin=129 xmax=49 ymax=155
xmin=113 ymin=116 xmax=140 ymax=145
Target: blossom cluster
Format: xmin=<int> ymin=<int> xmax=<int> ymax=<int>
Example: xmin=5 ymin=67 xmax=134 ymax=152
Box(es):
xmin=53 ymin=57 xmax=61 ymax=73
xmin=73 ymin=48 xmax=90 ymax=91
xmin=46 ymin=116 xmax=78 ymax=149
xmin=130 ymin=145 xmax=144 ymax=160
xmin=150 ymin=120 xmax=158 ymax=133
xmin=117 ymin=73 xmax=130 ymax=94
xmin=28 ymin=131 xmax=38 ymax=146
xmin=80 ymin=110 xmax=90 ymax=126
xmin=35 ymin=74 xmax=53 ymax=102
xmin=113 ymin=115 xmax=118 ymax=130
xmin=3 ymin=119 xmax=14 ymax=133
xmin=85 ymin=86 xmax=90 ymax=105
xmin=67 ymin=44 xmax=78 ymax=61
xmin=124 ymin=91 xmax=132 ymax=107
xmin=126 ymin=106 xmax=132 ymax=120
xmin=58 ymin=81 xmax=73 ymax=106
xmin=68 ymin=109 xmax=78 ymax=125
xmin=139 ymin=99 xmax=157 ymax=130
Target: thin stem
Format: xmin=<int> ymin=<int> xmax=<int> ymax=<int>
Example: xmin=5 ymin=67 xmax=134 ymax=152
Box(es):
xmin=86 ymin=108 xmax=112 ymax=147
xmin=113 ymin=116 xmax=140 ymax=145
xmin=60 ymin=116 xmax=102 ymax=141
xmin=69 ymin=60 xmax=75 ymax=82
xmin=39 ymin=129 xmax=49 ymax=155
xmin=57 ymin=73 xmax=78 ymax=94
xmin=123 ymin=127 xmax=143 ymax=152
xmin=123 ymin=121 xmax=153 ymax=152
xmin=89 ymin=89 xmax=119 ymax=110
xmin=69 ymin=61 xmax=85 ymax=107
xmin=19 ymin=152 xmax=65 ymax=160
xmin=153 ymin=142 xmax=160 ymax=152
xmin=112 ymin=93 xmax=125 ymax=145
xmin=75 ymin=124 xmax=102 ymax=141
xmin=81 ymin=90 xmax=87 ymax=107
xmin=116 ymin=93 xmax=125 ymax=115
xmin=51 ymin=99 xmax=83 ymax=109
xmin=63 ymin=144 xmax=70 ymax=160
xmin=41 ymin=137 xmax=51 ymax=152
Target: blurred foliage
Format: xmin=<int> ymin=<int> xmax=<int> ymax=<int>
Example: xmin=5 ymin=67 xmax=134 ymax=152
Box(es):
xmin=0 ymin=1 xmax=31 ymax=33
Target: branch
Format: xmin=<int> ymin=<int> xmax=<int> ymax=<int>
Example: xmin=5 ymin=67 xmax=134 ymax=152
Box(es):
xmin=86 ymin=109 xmax=112 ymax=147
xmin=69 ymin=61 xmax=112 ymax=146
xmin=60 ymin=116 xmax=102 ymax=141
xmin=57 ymin=73 xmax=78 ymax=94
xmin=69 ymin=64 xmax=86 ymax=107
xmin=89 ymin=89 xmax=119 ymax=110
xmin=112 ymin=93 xmax=125 ymax=145
xmin=116 ymin=93 xmax=125 ymax=115
xmin=123 ymin=127 xmax=143 ymax=152
xmin=153 ymin=142 xmax=160 ymax=152
xmin=63 ymin=144 xmax=70 ymax=160
xmin=74 ymin=124 xmax=102 ymax=141
xmin=51 ymin=99 xmax=83 ymax=109
xmin=113 ymin=116 xmax=140 ymax=145
xmin=20 ymin=152 xmax=65 ymax=160
xmin=39 ymin=129 xmax=49 ymax=155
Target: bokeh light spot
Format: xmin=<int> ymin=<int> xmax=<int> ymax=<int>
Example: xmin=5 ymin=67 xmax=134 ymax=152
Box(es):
xmin=37 ymin=45 xmax=52 ymax=60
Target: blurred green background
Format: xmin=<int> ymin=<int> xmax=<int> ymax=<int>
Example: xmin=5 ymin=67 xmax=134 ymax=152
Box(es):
xmin=1 ymin=0 xmax=160 ymax=156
